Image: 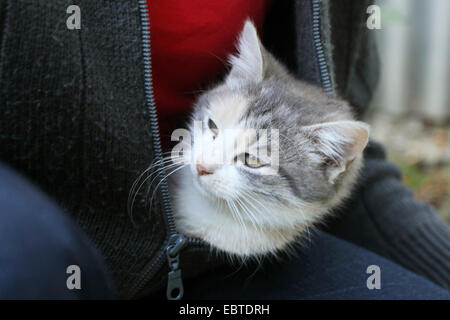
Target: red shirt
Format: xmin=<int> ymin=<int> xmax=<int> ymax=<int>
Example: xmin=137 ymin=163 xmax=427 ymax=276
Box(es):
xmin=147 ymin=0 xmax=269 ymax=146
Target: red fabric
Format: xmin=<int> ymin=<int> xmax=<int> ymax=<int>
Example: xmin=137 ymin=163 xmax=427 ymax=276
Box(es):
xmin=147 ymin=0 xmax=269 ymax=146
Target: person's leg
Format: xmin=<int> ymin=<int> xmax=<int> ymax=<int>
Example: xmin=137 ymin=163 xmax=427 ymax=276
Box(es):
xmin=0 ymin=163 xmax=114 ymax=299
xmin=183 ymin=231 xmax=449 ymax=300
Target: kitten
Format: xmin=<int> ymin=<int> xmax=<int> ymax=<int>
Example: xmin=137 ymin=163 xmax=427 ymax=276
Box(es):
xmin=169 ymin=20 xmax=369 ymax=257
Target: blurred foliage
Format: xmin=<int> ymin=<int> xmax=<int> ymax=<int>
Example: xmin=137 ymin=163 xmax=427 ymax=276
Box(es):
xmin=369 ymin=113 xmax=450 ymax=225
xmin=378 ymin=2 xmax=410 ymax=27
xmin=396 ymin=159 xmax=450 ymax=224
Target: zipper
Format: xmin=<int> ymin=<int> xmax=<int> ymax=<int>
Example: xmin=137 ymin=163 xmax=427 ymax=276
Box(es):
xmin=134 ymin=0 xmax=188 ymax=300
xmin=311 ymin=0 xmax=334 ymax=93
xmin=135 ymin=0 xmax=207 ymax=300
xmin=166 ymin=233 xmax=188 ymax=299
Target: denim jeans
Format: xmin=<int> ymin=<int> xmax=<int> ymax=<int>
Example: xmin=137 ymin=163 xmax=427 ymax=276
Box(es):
xmin=0 ymin=163 xmax=114 ymax=299
xmin=181 ymin=232 xmax=450 ymax=300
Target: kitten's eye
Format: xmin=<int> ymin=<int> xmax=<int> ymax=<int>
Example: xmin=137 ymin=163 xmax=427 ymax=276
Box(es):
xmin=244 ymin=153 xmax=265 ymax=168
xmin=208 ymin=118 xmax=218 ymax=136
xmin=208 ymin=118 xmax=217 ymax=130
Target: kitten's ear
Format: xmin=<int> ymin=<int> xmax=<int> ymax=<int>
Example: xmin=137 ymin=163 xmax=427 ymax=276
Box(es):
xmin=302 ymin=121 xmax=370 ymax=184
xmin=226 ymin=20 xmax=264 ymax=88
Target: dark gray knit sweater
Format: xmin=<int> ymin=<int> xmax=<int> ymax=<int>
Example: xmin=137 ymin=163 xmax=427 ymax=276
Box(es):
xmin=0 ymin=0 xmax=448 ymax=298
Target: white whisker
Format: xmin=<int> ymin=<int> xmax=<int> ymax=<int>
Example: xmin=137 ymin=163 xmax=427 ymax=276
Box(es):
xmin=148 ymin=164 xmax=188 ymax=211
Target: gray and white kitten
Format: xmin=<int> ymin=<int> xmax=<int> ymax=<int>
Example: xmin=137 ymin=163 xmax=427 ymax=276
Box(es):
xmin=170 ymin=20 xmax=369 ymax=257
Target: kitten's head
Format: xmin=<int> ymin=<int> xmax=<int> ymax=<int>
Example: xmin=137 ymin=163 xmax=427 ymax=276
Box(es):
xmin=179 ymin=20 xmax=369 ymax=255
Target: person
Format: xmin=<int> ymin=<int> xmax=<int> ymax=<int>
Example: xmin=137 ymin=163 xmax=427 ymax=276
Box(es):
xmin=0 ymin=0 xmax=448 ymax=299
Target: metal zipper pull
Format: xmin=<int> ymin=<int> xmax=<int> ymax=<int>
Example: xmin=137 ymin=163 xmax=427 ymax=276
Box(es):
xmin=166 ymin=233 xmax=187 ymax=300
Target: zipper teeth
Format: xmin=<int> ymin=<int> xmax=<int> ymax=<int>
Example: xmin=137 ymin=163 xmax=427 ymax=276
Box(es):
xmin=187 ymin=237 xmax=205 ymax=245
xmin=311 ymin=0 xmax=333 ymax=93
xmin=138 ymin=0 xmax=176 ymax=234
xmin=132 ymin=0 xmax=209 ymax=298
xmin=130 ymin=0 xmax=173 ymax=298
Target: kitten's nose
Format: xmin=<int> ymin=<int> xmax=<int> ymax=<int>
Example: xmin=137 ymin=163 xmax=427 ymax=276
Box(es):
xmin=197 ymin=164 xmax=213 ymax=176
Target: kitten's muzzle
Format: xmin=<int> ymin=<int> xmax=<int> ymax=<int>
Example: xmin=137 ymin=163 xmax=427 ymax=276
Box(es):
xmin=196 ymin=164 xmax=214 ymax=176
